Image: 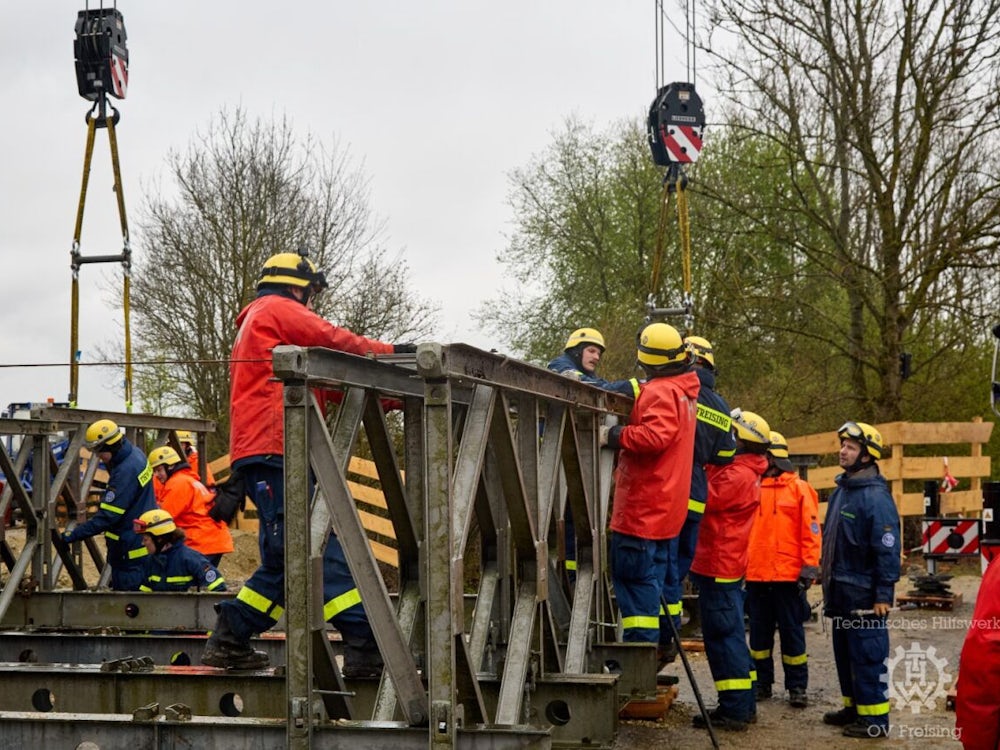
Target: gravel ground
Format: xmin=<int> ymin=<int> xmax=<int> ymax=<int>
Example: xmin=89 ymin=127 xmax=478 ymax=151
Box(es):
xmin=616 ymin=569 xmax=976 ymax=749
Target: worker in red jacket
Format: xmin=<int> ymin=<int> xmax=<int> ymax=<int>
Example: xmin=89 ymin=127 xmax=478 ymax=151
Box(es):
xmin=690 ymin=409 xmax=771 ymax=732
xmin=746 ymin=430 xmax=821 ymax=708
xmin=149 ymin=446 xmax=233 ymax=566
xmin=201 ymin=250 xmax=410 ymax=672
xmin=955 ymin=554 xmax=1000 ymax=750
xmin=601 ymin=322 xmax=699 ymax=655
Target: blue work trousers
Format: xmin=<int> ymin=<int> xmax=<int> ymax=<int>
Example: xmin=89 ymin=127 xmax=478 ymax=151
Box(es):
xmin=660 ymin=536 xmax=683 ymax=647
xmin=691 ymin=573 xmax=756 ymax=722
xmin=611 ymin=533 xmax=668 ymax=644
xmin=676 ymin=511 xmax=701 ymax=583
xmin=219 ymin=463 xmax=376 ymax=652
xmin=746 ymin=581 xmax=808 ymax=690
xmin=831 ymin=615 xmax=890 ymax=730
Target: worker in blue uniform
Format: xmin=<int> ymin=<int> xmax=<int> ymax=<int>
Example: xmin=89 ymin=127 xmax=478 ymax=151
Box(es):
xmin=821 ymin=421 xmax=900 ymax=739
xmin=548 ymin=327 xmax=639 ymax=582
xmin=61 ymin=419 xmax=157 ymax=591
xmin=135 ymin=508 xmax=226 ymax=592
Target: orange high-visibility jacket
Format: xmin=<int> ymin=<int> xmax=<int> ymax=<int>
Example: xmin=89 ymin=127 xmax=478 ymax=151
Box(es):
xmin=184 ymin=447 xmax=216 ymax=487
xmin=156 ymin=466 xmax=234 ymax=557
xmin=746 ymin=470 xmax=821 ymax=582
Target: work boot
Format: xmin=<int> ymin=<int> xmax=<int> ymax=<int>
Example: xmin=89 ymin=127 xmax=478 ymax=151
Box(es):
xmin=755 ymin=683 xmax=772 ymax=700
xmin=342 ymin=644 xmax=383 ymax=679
xmin=788 ymin=687 xmax=808 ymax=708
xmin=692 ymin=708 xmax=750 ymax=732
xmin=823 ymin=707 xmax=858 ymax=726
xmin=657 ymin=640 xmax=679 ymax=668
xmin=842 ymin=721 xmax=889 ymax=739
xmin=201 ymin=607 xmax=269 ymax=670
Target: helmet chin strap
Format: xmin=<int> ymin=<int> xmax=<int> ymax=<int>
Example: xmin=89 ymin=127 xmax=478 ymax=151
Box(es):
xmin=845 ymin=451 xmax=871 ymax=474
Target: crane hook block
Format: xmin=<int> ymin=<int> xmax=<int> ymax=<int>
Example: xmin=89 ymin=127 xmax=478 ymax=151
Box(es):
xmin=647 ymin=82 xmax=705 ymax=167
xmin=74 ymin=7 xmax=129 ymax=102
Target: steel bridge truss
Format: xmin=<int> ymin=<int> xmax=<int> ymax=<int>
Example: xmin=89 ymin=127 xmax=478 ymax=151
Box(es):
xmin=0 ymin=345 xmax=655 ymax=749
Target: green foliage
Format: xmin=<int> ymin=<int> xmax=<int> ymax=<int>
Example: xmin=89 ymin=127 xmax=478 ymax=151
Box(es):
xmin=486 ymin=110 xmax=998 ymax=442
xmin=480 ymin=117 xmax=668 ymax=379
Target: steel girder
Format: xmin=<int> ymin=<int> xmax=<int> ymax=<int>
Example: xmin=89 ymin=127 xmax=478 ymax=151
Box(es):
xmin=0 ymin=344 xmax=644 ymax=749
xmin=0 ymin=710 xmax=551 ymax=750
xmin=0 ymin=409 xmax=217 ymax=613
xmin=271 ymin=344 xmax=635 ymax=748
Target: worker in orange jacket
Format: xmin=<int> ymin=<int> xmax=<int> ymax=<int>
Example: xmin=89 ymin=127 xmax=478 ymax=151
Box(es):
xmin=745 ymin=431 xmax=821 ymax=709
xmin=175 ymin=430 xmax=216 ymax=487
xmin=149 ymin=446 xmax=233 ymax=566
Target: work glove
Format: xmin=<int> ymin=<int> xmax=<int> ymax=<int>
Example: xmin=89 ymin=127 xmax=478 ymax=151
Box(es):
xmin=599 ymin=425 xmax=623 ymax=449
xmin=60 ymin=530 xmax=75 ymax=544
xmin=797 ymin=565 xmax=820 ymax=591
xmin=561 ymin=369 xmax=583 ymax=381
xmin=393 ymin=343 xmax=418 ymax=354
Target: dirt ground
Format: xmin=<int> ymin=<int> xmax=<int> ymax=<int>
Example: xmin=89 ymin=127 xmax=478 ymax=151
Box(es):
xmin=619 ymin=560 xmax=975 ymax=749
xmin=1 ymin=527 xmax=977 ymax=748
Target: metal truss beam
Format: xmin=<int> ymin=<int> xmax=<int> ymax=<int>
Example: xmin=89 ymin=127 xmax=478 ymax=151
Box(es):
xmin=0 ymin=591 xmax=229 ymax=630
xmin=0 ymin=711 xmax=551 ymax=750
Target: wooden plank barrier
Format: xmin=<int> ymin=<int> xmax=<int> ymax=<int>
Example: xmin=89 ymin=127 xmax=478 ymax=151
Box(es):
xmin=787 ymin=419 xmax=993 ymax=522
xmin=208 ymin=453 xmax=399 ymax=568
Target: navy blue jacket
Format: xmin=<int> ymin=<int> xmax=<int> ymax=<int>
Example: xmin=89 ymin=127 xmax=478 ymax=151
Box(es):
xmin=547 ymin=353 xmax=639 ymax=398
xmin=688 ymin=367 xmax=736 ymax=514
xmin=140 ymin=540 xmax=226 ymax=592
xmin=67 ymin=439 xmax=157 ymax=566
xmin=821 ymin=466 xmax=901 ymax=614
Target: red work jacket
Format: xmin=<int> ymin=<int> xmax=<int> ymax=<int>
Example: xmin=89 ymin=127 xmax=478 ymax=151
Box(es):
xmin=609 ymin=370 xmax=699 ymax=540
xmin=229 ymin=292 xmax=393 ymax=462
xmin=956 ymin=555 xmax=1000 ymax=750
xmin=690 ymin=453 xmax=768 ymax=580
xmin=746 ymin=470 xmax=821 ymax=582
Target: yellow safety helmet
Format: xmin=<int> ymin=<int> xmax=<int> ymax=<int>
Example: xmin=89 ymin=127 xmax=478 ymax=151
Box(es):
xmin=636 ymin=323 xmax=689 ymax=367
xmin=85 ymin=419 xmax=124 ymax=450
xmin=731 ymin=409 xmax=771 ymax=445
xmin=565 ymin=327 xmax=606 ymax=351
xmin=684 ymin=335 xmax=715 ymax=369
xmin=767 ymin=431 xmax=789 ymax=458
xmin=133 ymin=508 xmax=177 ymax=537
xmin=767 ymin=430 xmax=795 ymax=472
xmin=149 ymin=446 xmax=182 ymax=469
xmin=175 ymin=430 xmax=195 ymax=444
xmin=257 ymin=252 xmax=328 ymax=291
xmin=837 ymin=421 xmax=884 ymax=460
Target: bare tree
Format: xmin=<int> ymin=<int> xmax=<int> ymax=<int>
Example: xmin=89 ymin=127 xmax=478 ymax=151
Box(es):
xmin=130 ymin=108 xmax=437 ymax=454
xmin=700 ymin=0 xmax=1000 ymax=420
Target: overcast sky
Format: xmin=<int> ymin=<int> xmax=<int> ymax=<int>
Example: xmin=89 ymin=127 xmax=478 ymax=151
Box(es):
xmin=0 ymin=1 xmax=689 ymax=413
